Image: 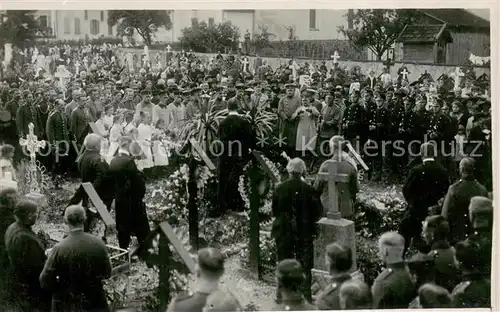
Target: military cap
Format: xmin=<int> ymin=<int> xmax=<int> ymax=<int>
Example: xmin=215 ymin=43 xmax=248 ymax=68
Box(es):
xmin=284 ymin=83 xmax=297 ymax=89
xmin=276 ymin=259 xmax=304 ymax=279
xmin=181 ymin=88 xmax=191 ymax=95
xmin=305 ymin=88 xmax=317 ymax=94
xmin=197 ymin=247 xmax=225 ymax=273
xmin=408 ymin=252 xmax=434 ymax=271
xmin=244 ymin=88 xmax=254 ymax=93
xmin=140 ymin=88 xmax=152 ymax=95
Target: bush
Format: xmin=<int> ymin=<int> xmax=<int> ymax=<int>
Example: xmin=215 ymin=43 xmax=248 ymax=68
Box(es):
xmin=356 ymin=236 xmax=383 ymax=286
xmin=179 ymin=21 xmax=240 ymax=53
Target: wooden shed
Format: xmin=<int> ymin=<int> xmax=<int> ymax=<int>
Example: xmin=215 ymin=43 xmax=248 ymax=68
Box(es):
xmin=397 ymin=9 xmax=490 ymax=65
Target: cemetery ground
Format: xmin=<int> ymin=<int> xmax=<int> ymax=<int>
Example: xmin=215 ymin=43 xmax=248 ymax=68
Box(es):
xmin=31 ymin=167 xmax=407 ymax=311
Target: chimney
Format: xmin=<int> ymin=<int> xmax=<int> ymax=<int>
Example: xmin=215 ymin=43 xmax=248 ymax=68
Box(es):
xmin=347 ymin=9 xmax=354 ymax=29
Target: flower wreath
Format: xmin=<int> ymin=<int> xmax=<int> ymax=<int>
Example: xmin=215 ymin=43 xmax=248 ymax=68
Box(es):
xmin=238 ymin=154 xmax=281 ymax=220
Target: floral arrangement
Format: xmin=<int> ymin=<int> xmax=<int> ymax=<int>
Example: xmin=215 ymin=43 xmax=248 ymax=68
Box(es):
xmin=238 ymin=153 xmax=282 ymax=221
xmin=354 ymin=185 xmax=407 ymax=239
xmin=239 ymin=232 xmax=277 ymax=280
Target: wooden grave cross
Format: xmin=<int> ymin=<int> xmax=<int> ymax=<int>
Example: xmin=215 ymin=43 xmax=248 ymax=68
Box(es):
xmin=188 ymin=138 xmax=216 ymax=170
xmin=81 ymin=182 xmax=116 ymax=229
xmin=317 ymin=161 xmax=349 ymax=220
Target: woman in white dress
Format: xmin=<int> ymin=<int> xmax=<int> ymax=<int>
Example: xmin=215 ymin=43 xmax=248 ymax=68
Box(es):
xmin=103 ymin=105 xmax=114 ymax=130
xmin=293 ymin=98 xmax=320 ymax=164
xmin=136 ymin=112 xmax=154 ymax=171
xmin=152 ymin=119 xmax=169 ymax=167
xmin=106 ymin=115 xmax=124 ymax=164
xmin=94 ymin=111 xmax=110 ymax=159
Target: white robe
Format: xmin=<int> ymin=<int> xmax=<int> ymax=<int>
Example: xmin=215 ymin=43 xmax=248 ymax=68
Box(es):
xmin=137 ymin=123 xmax=154 ymax=170
xmin=293 ymin=106 xmax=319 ymax=151
xmin=103 ymin=115 xmax=113 ymax=130
xmin=152 ymin=130 xmax=169 ymax=167
xmin=165 ymin=103 xmax=186 ymax=133
xmin=106 ymin=124 xmax=123 ymax=164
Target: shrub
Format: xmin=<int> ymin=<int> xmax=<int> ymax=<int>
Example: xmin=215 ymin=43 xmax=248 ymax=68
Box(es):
xmin=179 ymin=21 xmax=240 ymax=53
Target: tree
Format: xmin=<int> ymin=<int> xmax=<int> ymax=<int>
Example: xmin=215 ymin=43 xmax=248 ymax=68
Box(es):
xmin=250 ymin=25 xmax=275 ymax=55
xmin=179 ymin=21 xmax=240 ymax=53
xmin=107 ymin=10 xmax=172 ymax=46
xmin=0 ymin=11 xmax=41 ymax=48
xmin=338 ymin=9 xmax=417 ymax=60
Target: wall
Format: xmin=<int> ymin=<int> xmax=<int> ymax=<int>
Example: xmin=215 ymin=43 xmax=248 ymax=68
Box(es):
xmin=46 ymin=10 xmax=117 ymax=40
xmin=403 ymin=43 xmax=435 ymax=63
xmin=446 ymin=31 xmax=490 ymax=65
xmin=116 ymin=48 xmax=490 ymax=83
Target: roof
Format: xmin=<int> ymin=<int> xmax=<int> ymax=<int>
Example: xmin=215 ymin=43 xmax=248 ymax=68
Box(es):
xmin=397 ymin=24 xmax=453 ymax=43
xmin=417 ymin=9 xmax=490 ymax=28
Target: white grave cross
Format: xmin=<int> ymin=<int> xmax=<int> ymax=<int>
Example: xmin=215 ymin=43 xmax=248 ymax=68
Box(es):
xmin=19 ymin=123 xmax=46 ymax=193
xmin=401 ymin=68 xmax=409 ymax=80
xmin=317 ymin=161 xmax=350 ymax=219
xmin=242 ymin=57 xmax=249 ymax=72
xmin=166 ymin=45 xmax=172 ymax=53
xmin=454 ymin=67 xmax=465 ymax=89
xmin=331 ymin=51 xmax=340 ymax=64
xmin=55 ymin=65 xmax=71 ymax=89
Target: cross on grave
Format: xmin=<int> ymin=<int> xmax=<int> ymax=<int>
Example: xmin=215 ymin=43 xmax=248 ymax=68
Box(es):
xmin=166 ymin=45 xmax=172 ymax=53
xmin=19 ymin=123 xmax=46 ymax=195
xmin=401 ymin=68 xmax=409 ymax=81
xmin=55 ymin=65 xmax=71 ymax=87
xmin=317 ymin=161 xmax=350 ymax=219
xmin=242 ymin=57 xmax=249 ymax=73
xmin=81 ymin=182 xmax=116 ymax=229
xmin=454 ymin=67 xmax=465 ymax=89
xmin=331 ymin=51 xmax=340 ymax=64
xmin=188 ymin=138 xmax=216 ymax=171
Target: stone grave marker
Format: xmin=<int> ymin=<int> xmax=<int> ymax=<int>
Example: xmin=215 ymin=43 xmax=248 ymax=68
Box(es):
xmin=19 ymin=123 xmax=47 ymax=205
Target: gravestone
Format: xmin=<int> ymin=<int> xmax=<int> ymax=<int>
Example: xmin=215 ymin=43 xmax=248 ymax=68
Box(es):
xmin=331 ymin=51 xmax=340 ymax=64
xmin=311 ymin=160 xmax=362 ymax=297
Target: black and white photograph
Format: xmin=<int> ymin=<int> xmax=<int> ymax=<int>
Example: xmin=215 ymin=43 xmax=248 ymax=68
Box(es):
xmin=0 ymin=3 xmax=495 ymax=311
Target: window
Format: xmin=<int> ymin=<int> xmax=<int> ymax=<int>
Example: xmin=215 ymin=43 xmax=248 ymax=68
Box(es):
xmin=309 ymin=9 xmax=317 ymax=30
xmin=39 ymin=15 xmax=48 ymax=28
xmin=84 ymin=10 xmax=88 ymax=20
xmin=100 ymin=11 xmax=104 ymax=22
xmin=108 ymin=24 xmax=113 ymax=36
xmin=90 ymin=19 xmax=100 ymax=35
xmin=64 ymin=17 xmax=70 ymax=34
xmin=208 ymin=17 xmax=214 ymax=27
xmin=191 ymin=18 xmax=199 ymax=27
xmin=74 ymin=18 xmax=81 ymax=34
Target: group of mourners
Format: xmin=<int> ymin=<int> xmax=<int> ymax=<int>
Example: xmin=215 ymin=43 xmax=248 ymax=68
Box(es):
xmin=0 ymin=40 xmax=493 ymax=311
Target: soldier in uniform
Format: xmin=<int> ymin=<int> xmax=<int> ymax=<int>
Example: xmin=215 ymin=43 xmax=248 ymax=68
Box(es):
xmin=341 ymin=90 xmax=366 ymax=151
xmin=441 ymin=158 xmax=488 ymax=244
xmin=315 ymin=243 xmax=353 ymax=310
xmin=372 ymin=232 xmax=415 ymax=309
xmin=451 ymin=240 xmax=490 ymax=308
xmin=427 ymin=99 xmax=452 ymax=172
xmin=421 ymin=215 xmax=459 ymax=292
xmin=366 ymin=92 xmax=389 ymax=182
xmin=272 ymin=259 xmax=316 ymax=311
xmin=386 ymin=89 xmax=405 ymax=181
xmin=46 ymin=99 xmax=72 ymax=184
xmin=466 ymin=196 xmax=492 ymax=276
xmin=166 ymin=247 xmax=225 ymax=312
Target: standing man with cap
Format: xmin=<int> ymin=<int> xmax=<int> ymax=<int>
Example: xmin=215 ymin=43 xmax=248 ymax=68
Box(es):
xmin=40 ymin=205 xmax=112 ymax=312
xmin=278 ymin=83 xmax=302 ymax=157
xmin=167 ymin=247 xmax=225 ymax=312
xmin=441 ymin=157 xmax=488 ymax=244
xmin=4 ymin=199 xmax=50 ymax=311
xmin=372 ymin=232 xmax=415 ymax=309
xmin=315 ymin=243 xmax=354 ymax=310
xmin=272 ymin=259 xmax=317 ymax=311
xmin=401 ymin=142 xmax=449 ymax=253
xmin=466 ymin=196 xmax=492 ymax=276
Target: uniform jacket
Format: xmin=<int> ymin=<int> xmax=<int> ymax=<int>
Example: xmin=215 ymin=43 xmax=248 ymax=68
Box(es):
xmin=70 ymin=106 xmax=89 ymax=142
xmin=441 ymin=178 xmax=488 ymax=243
xmin=372 ymin=261 xmax=416 ymax=309
xmin=428 ymin=241 xmax=460 ymax=292
xmin=46 ymin=110 xmax=70 ymax=145
xmin=16 ymin=104 xmax=44 ymax=138
xmin=315 ymin=273 xmax=352 ymax=310
xmin=451 ymin=272 xmax=490 ymax=308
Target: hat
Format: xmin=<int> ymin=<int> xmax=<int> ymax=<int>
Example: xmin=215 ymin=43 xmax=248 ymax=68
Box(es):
xmin=140 ymin=89 xmax=152 ymax=95
xmin=284 ymin=83 xmax=297 ymax=89
xmin=244 ymin=88 xmax=254 ymax=93
xmin=181 ymin=89 xmax=191 ymax=95
xmin=235 ymin=83 xmax=245 ymax=89
xmin=305 ymin=88 xmax=317 ymax=94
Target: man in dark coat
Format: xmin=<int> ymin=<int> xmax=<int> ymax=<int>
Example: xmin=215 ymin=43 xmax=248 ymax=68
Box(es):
xmin=216 ymin=98 xmax=255 ymax=217
xmin=108 ymin=136 xmax=150 ymax=257
xmin=400 ymin=142 xmax=450 ymax=253
xmin=70 ymin=94 xmax=90 ymax=148
xmin=46 ymin=99 xmax=72 ymax=183
xmin=272 ymin=157 xmax=322 ymax=302
xmin=372 ymin=232 xmax=416 ymax=309
xmin=272 ymin=259 xmax=317 ymax=311
xmin=441 ymin=157 xmax=488 ymax=244
xmin=315 ymin=243 xmax=353 ymax=310
xmin=4 ymin=199 xmax=50 ymax=311
xmin=40 ymin=205 xmax=112 ymax=312
xmin=466 ymin=196 xmax=492 ymax=276
xmin=0 ymin=187 xmax=17 ymax=303
xmin=16 ymin=91 xmax=44 ymax=139
xmin=167 ymin=247 xmax=225 ymax=312
xmin=69 ymin=133 xmax=113 ymax=232
xmin=451 ymin=240 xmax=490 ymax=308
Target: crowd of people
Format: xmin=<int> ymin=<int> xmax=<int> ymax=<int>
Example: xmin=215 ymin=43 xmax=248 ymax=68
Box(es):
xmin=0 ymin=40 xmax=493 ymax=311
